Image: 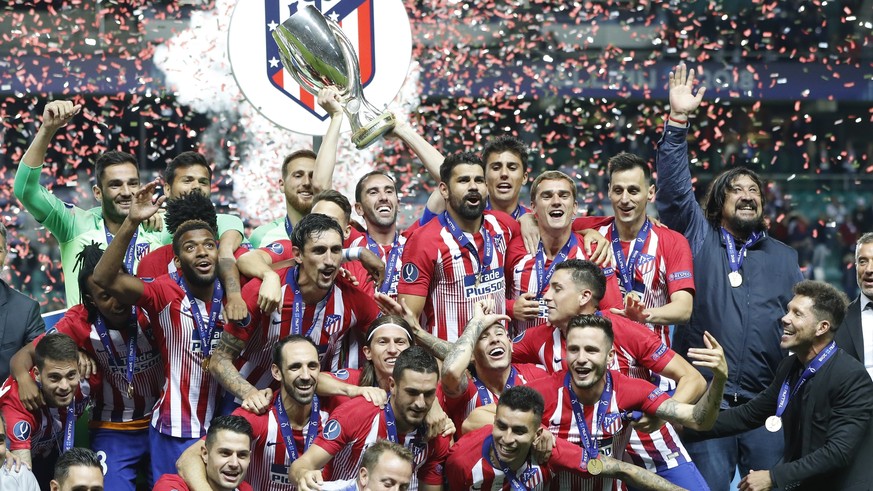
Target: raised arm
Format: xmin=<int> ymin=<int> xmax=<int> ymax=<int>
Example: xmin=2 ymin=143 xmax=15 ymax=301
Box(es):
xmin=217 ymin=229 xmax=246 ymax=323
xmin=13 ymin=101 xmax=82 ymax=235
xmin=654 ymin=331 xmax=727 ymax=430
xmin=441 ymin=305 xmax=511 ymax=398
xmin=92 ymin=181 xmax=164 ymax=305
xmin=9 ymin=343 xmax=42 ymax=411
xmin=312 ymin=87 xmax=344 ymax=193
xmin=654 ymin=62 xmax=708 ymax=250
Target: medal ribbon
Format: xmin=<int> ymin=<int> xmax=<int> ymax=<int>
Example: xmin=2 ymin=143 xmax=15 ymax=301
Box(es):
xmin=383 ymin=395 xmax=425 ymax=458
xmin=174 ymin=274 xmax=223 ymax=358
xmin=473 ymin=367 xmax=518 ymax=407
xmin=284 ymin=267 xmax=329 ymax=337
xmin=775 ymin=340 xmax=837 ymax=418
xmin=482 ymin=435 xmax=537 ymax=491
xmin=94 ymin=315 xmax=138 ymax=395
xmin=439 ymin=212 xmax=494 ymax=279
xmin=62 ymin=404 xmax=75 ymax=452
xmin=275 ymin=394 xmax=320 ymax=461
xmin=104 ymin=224 xmax=140 ymax=275
xmin=720 ymin=228 xmax=764 ymax=275
xmin=365 ymin=233 xmax=402 ymax=295
xmin=534 ymin=234 xmax=578 ymax=297
xmin=485 ymin=199 xmax=526 ymax=220
xmin=285 ymin=216 xmax=294 ymax=239
xmin=610 ymin=220 xmax=651 ymax=297
xmin=565 ymin=371 xmax=613 ymax=464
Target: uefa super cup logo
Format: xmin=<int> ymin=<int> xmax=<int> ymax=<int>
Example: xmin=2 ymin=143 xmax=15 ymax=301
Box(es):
xmin=227 ymin=0 xmax=412 ymax=138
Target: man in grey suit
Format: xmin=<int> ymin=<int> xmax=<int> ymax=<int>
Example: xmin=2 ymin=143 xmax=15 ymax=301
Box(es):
xmin=836 ymin=232 xmax=873 ymax=377
xmin=0 ymin=223 xmax=45 ymax=382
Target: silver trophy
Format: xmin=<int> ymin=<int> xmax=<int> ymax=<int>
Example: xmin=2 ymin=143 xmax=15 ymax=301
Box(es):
xmin=272 ymin=5 xmax=396 ymax=149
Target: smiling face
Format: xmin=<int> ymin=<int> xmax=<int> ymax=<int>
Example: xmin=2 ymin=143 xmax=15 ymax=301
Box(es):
xmin=272 ymin=340 xmax=319 ymax=406
xmin=565 ymin=326 xmax=613 ymax=392
xmin=356 ymin=174 xmax=399 ymax=229
xmin=35 ymin=358 xmax=80 ymax=408
xmin=364 ymin=325 xmax=411 ymax=384
xmin=856 ymin=241 xmax=873 ymax=299
xmin=472 ymin=323 xmax=512 ymax=373
xmin=93 ymin=162 xmax=140 ymax=224
xmin=174 ymin=228 xmax=219 ymax=287
xmin=721 ymin=174 xmax=764 ymax=237
xmin=389 ymin=370 xmax=438 ymax=430
xmin=282 ymin=156 xmax=316 ymax=215
xmin=485 ymin=150 xmax=527 ymax=211
xmin=780 ymin=295 xmax=825 ymax=355
xmin=492 ymin=404 xmax=540 ymax=469
xmin=532 ymin=178 xmax=577 ymax=233
xmin=293 ymin=229 xmax=343 ymax=291
xmin=440 ymin=163 xmax=487 ymax=221
xmin=202 ymin=430 xmax=251 ymax=491
xmin=609 ymin=167 xmax=654 ymax=230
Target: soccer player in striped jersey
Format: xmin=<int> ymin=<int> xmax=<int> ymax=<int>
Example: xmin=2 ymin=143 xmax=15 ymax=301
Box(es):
xmin=505 ymin=171 xmax=624 ymax=336
xmin=398 ymin=152 xmax=520 ymax=343
xmin=93 ymin=180 xmax=231 ymax=478
xmin=290 ymin=347 xmax=450 ymax=491
xmin=177 ymin=335 xmax=329 ymax=491
xmin=448 ymin=386 xmax=681 ymax=491
xmin=209 ymin=213 xmax=380 ymax=416
xmin=0 ymin=333 xmax=91 ymax=489
xmin=439 ymin=302 xmax=547 ymax=433
xmin=10 ymin=244 xmax=163 ymax=490
xmin=467 ymin=315 xmax=726 ymax=491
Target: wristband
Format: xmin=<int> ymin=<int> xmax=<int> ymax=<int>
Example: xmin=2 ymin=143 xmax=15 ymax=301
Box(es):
xmin=668 ymin=115 xmax=688 ymax=125
xmin=342 ymin=247 xmax=364 ymax=262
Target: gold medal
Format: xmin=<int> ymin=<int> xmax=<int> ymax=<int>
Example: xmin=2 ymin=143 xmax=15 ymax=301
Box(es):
xmin=127 ymin=384 xmax=134 ymax=398
xmin=201 ymin=356 xmax=211 ymax=372
xmin=586 ymin=457 xmax=603 ymax=476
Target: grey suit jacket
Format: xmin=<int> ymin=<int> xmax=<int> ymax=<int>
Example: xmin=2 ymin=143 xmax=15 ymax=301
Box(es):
xmin=0 ymin=279 xmax=45 ymax=382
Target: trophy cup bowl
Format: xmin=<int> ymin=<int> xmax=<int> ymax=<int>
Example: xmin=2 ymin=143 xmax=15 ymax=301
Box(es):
xmin=272 ymin=5 xmax=396 ymax=149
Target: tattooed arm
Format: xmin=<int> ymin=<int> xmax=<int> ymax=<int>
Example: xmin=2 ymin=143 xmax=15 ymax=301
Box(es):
xmin=654 ymin=331 xmax=727 ymax=431
xmin=441 ymin=308 xmax=511 ymax=398
xmin=601 ymin=455 xmax=685 ymax=490
xmin=208 ymin=332 xmax=272 ymax=415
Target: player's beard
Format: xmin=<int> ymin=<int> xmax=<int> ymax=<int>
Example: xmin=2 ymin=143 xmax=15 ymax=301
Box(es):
xmin=288 ymin=187 xmax=314 ymax=215
xmin=179 ymin=260 xmax=217 ymax=287
xmin=450 ymin=191 xmax=486 ymax=221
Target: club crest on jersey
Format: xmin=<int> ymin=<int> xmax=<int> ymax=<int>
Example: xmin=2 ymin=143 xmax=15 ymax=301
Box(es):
xmin=135 ymin=243 xmax=151 ymax=261
xmin=323 ymin=419 xmax=341 ymax=440
xmin=12 ymin=421 xmax=31 ymax=441
xmin=227 ymin=0 xmax=411 ymax=135
xmin=323 ymin=314 xmax=342 ymax=335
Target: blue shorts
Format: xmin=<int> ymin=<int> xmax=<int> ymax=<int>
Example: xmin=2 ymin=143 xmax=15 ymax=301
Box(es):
xmin=91 ymin=427 xmax=151 ymax=491
xmin=149 ymin=427 xmax=201 ymax=481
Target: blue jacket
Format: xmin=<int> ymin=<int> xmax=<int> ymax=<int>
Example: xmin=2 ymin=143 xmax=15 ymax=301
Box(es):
xmin=655 ymin=123 xmax=802 ymax=404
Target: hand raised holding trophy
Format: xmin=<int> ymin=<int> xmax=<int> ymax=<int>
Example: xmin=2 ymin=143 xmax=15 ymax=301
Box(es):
xmin=272 ymin=5 xmax=396 ymax=149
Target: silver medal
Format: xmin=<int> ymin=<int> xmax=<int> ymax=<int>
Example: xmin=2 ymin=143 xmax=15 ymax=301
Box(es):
xmin=765 ymin=415 xmax=782 ymax=432
xmin=728 ymin=271 xmax=743 ymax=288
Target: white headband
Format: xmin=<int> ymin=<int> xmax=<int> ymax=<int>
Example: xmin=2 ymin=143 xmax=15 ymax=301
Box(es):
xmin=367 ymin=323 xmax=413 ymax=343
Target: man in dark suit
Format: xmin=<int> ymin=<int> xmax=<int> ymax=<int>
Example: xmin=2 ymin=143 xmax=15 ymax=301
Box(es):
xmin=0 ymin=223 xmax=45 ymax=381
xmin=692 ymin=280 xmax=873 ymax=491
xmin=836 ymin=232 xmax=873 ymax=377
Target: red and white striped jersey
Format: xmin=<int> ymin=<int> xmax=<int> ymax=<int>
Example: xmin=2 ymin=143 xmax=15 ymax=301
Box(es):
xmin=398 ymin=211 xmax=520 ymax=342
xmin=0 ymin=372 xmax=91 ymax=457
xmin=504 ymin=233 xmax=624 ymax=336
xmin=528 ymin=371 xmax=669 ymax=491
xmin=36 ymin=305 xmax=163 ymax=426
xmin=446 ymin=425 xmax=585 ymax=491
xmin=440 ymin=363 xmax=548 ymax=433
xmin=596 ymin=221 xmax=695 ymax=347
xmin=511 ymin=312 xmax=675 ymax=376
xmin=312 ymin=397 xmax=450 ymax=491
xmin=346 ymin=228 xmax=415 ymax=299
xmin=232 ymin=399 xmax=330 ymax=491
xmin=137 ymin=275 xmax=226 ymax=438
xmin=225 ymin=266 xmax=380 ymax=393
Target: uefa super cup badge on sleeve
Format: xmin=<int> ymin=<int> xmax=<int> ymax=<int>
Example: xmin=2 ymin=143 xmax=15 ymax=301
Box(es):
xmin=272 ymin=5 xmax=396 ymax=149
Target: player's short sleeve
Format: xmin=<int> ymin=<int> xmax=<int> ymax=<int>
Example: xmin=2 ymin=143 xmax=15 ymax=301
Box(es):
xmin=614 ymin=316 xmax=675 ymax=373
xmin=598 ymin=268 xmax=625 ymax=311
xmin=49 ymin=306 xmax=92 ymax=349
xmin=617 ymin=373 xmax=671 ymax=415
xmin=418 ymin=434 xmax=451 ymax=485
xmin=572 ymin=216 xmax=612 ymax=232
xmin=137 ymin=276 xmax=177 ymax=316
xmin=136 ymin=246 xmax=173 ymax=279
xmin=397 ymin=226 xmax=435 ymax=297
xmin=216 ymin=213 xmax=246 ymax=237
xmin=663 ymin=229 xmax=696 ymax=296
xmin=0 ymin=382 xmax=35 ymax=451
xmin=312 ymin=399 xmax=369 ymax=455
xmin=223 ymin=278 xmax=264 ymax=343
xmin=348 ymin=287 xmax=380 ymax=333
xmin=526 ymin=374 xmax=562 ymax=414
xmin=549 ymin=437 xmax=585 ymax=472
xmin=511 ymin=326 xmax=544 ymax=366
xmin=260 ymin=240 xmax=295 ymax=263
